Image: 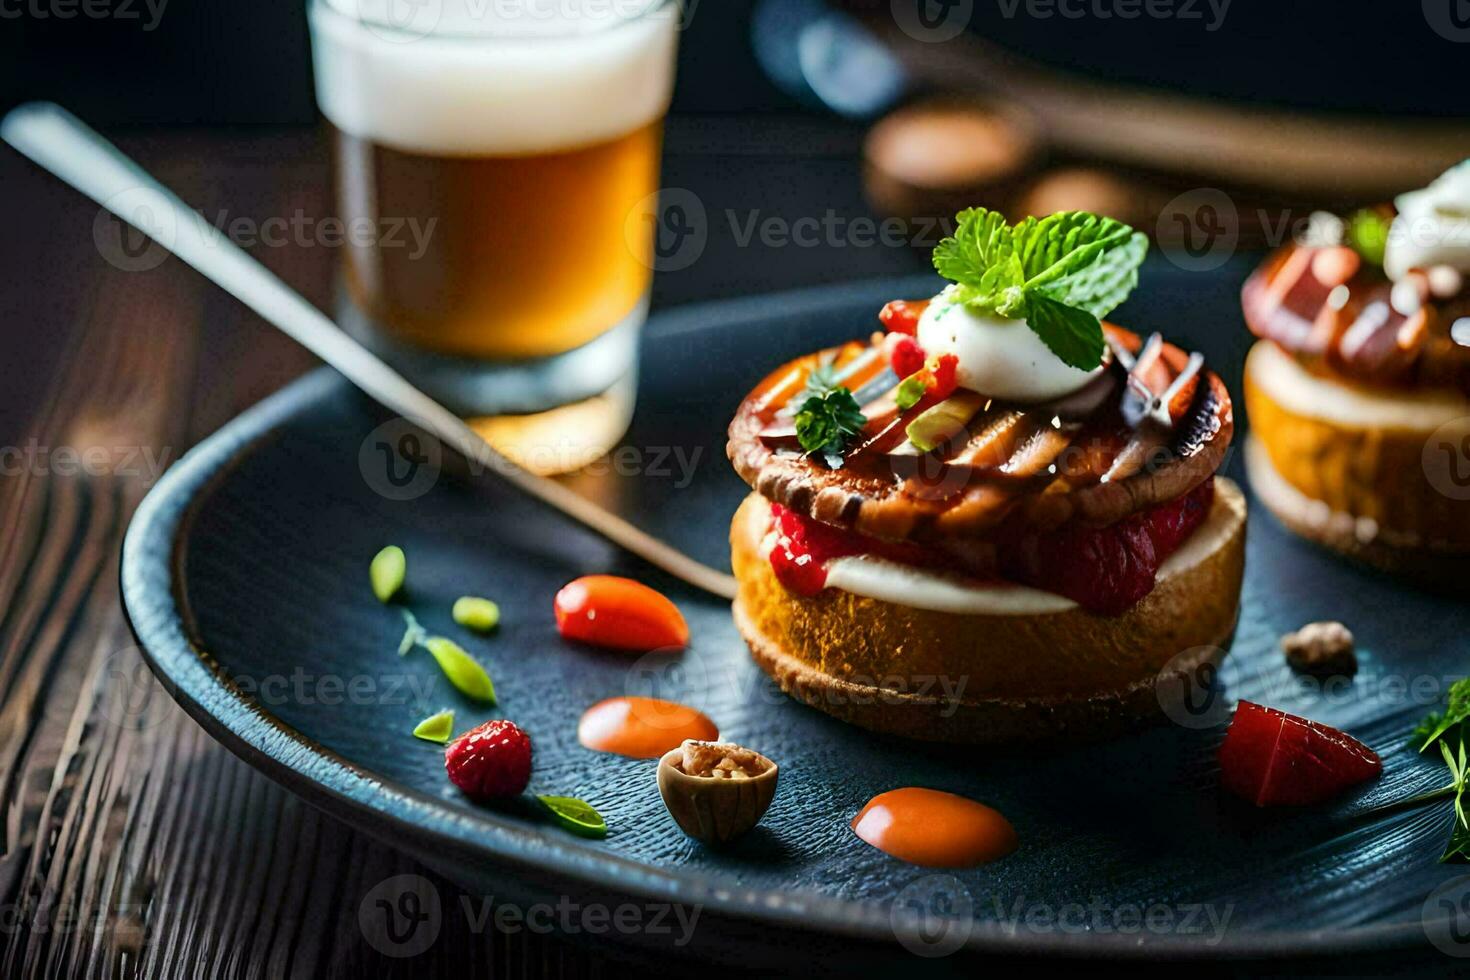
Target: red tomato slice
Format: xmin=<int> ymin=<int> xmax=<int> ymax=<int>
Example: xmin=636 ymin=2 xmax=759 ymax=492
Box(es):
xmin=554 ymin=575 xmax=689 ymax=652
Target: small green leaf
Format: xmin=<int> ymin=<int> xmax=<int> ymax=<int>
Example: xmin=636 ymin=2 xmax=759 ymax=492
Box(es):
xmin=1418 ymin=679 xmax=1470 ymax=752
xmin=536 ymin=795 xmax=608 ymax=838
xmin=794 ymin=387 xmax=868 ymax=464
xmin=452 ymin=596 xmax=501 ymax=634
xmin=798 ymin=364 xmax=841 ymax=403
xmin=424 ymin=636 xmax=496 ymax=703
xmin=370 ymin=546 xmax=406 ymax=603
xmin=412 ymin=710 xmax=455 ymax=744
xmin=1021 ymin=292 xmax=1108 ymax=371
xmin=398 ymin=609 xmax=427 ymax=655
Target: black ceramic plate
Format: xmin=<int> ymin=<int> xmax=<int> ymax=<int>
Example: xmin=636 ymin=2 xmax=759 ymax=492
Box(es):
xmin=122 ymin=266 xmax=1470 ymax=965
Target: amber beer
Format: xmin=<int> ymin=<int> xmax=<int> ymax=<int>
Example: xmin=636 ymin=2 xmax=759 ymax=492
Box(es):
xmin=309 ymin=0 xmax=679 ymax=473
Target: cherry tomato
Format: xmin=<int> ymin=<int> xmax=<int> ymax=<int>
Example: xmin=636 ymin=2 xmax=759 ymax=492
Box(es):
xmin=878 ymin=299 xmax=928 ymax=336
xmin=554 ymin=575 xmax=689 ymax=652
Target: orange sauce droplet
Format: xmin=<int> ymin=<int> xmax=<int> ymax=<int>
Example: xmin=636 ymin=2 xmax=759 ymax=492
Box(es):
xmin=577 ymin=697 xmax=717 ymax=759
xmin=851 ymin=787 xmax=1017 ymax=867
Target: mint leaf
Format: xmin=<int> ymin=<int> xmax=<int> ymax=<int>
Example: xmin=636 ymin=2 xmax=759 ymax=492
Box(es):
xmin=794 ymin=387 xmax=867 ymax=466
xmin=1013 ymin=211 xmax=1148 ymax=319
xmin=800 ymin=364 xmax=840 ymax=403
xmin=1021 ymin=292 xmax=1108 ymax=371
xmin=932 ymin=207 xmax=1015 ymax=287
xmin=931 ymin=208 xmax=1147 ymax=372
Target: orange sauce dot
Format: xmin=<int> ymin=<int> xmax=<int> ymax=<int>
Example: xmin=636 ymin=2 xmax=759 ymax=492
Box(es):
xmin=577 ymin=697 xmax=717 ymax=759
xmin=851 ymin=787 xmax=1017 ymax=868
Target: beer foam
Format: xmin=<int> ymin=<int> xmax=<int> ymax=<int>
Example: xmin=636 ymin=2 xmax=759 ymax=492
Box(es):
xmin=310 ymin=0 xmax=678 ymax=156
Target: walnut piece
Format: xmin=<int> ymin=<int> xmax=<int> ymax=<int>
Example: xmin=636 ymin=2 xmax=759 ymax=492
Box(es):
xmin=678 ymin=739 xmax=770 ymax=779
xmin=1281 ymin=621 xmax=1356 ymax=676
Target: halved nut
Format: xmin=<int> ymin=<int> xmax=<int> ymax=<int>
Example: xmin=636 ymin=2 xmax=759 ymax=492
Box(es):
xmin=657 ymin=740 xmax=778 ymax=844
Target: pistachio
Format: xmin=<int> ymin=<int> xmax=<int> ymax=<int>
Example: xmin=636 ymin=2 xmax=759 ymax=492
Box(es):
xmin=657 ymin=739 xmax=778 ymax=844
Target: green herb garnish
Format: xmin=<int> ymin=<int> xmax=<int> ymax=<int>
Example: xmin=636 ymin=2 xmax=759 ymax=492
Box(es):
xmin=452 ymin=596 xmax=501 ymax=633
xmin=931 ymin=208 xmax=1147 ymax=371
xmin=412 ymin=709 xmax=455 ymax=744
xmin=424 ymin=636 xmax=497 ymax=704
xmin=398 ymin=609 xmax=427 ymax=655
xmin=1409 ymin=680 xmax=1470 ymax=863
xmin=794 ymin=386 xmax=868 ymax=467
xmin=536 ymin=795 xmax=608 ymax=838
xmin=370 ymin=545 xmax=406 ymax=603
xmin=1345 ymin=208 xmax=1390 ymax=267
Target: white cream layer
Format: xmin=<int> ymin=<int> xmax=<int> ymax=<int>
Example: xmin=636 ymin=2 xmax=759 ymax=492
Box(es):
xmin=311 ymin=0 xmax=678 ymax=156
xmin=757 ymin=478 xmax=1244 ymax=617
xmin=1247 ymin=340 xmax=1470 ymax=432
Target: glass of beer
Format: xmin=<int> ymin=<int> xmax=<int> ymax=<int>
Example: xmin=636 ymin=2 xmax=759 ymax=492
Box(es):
xmin=308 ymin=0 xmax=679 ymax=474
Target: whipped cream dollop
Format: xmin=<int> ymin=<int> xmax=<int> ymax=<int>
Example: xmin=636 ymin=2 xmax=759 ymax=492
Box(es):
xmin=916 ymin=289 xmax=1100 ymax=402
xmin=1384 ymin=160 xmax=1470 ymax=281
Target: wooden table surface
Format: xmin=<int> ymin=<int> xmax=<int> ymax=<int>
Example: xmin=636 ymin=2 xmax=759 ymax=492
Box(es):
xmin=0 ymin=121 xmax=926 ymax=978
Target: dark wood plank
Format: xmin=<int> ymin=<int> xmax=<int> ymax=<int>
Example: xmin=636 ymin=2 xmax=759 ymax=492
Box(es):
xmin=0 ymin=132 xmax=634 ymax=979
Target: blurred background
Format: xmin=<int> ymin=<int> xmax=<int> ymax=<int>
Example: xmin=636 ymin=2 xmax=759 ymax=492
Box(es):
xmin=5 ymin=0 xmax=1469 ymax=308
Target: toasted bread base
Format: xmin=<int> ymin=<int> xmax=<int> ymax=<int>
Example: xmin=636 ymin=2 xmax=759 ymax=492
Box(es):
xmin=729 ymin=481 xmax=1247 ymax=744
xmin=1243 ymin=340 xmax=1470 ymax=574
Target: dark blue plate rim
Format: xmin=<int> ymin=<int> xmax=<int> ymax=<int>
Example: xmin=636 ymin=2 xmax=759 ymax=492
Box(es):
xmin=119 ymin=276 xmax=1439 ymax=959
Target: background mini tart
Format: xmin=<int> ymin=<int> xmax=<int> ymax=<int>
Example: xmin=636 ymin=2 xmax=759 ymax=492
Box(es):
xmin=1244 ymin=340 xmax=1470 ymax=572
xmin=728 ymin=479 xmax=1247 ymax=744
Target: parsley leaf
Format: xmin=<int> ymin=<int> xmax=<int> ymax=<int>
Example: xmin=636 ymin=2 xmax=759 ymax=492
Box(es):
xmin=930 ymin=207 xmax=1148 ymax=371
xmin=1419 ymin=678 xmax=1470 ymax=752
xmin=794 ymin=387 xmax=867 ymax=467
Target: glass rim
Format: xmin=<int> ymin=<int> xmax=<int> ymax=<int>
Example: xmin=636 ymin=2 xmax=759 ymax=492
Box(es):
xmin=308 ymin=0 xmax=678 ymax=43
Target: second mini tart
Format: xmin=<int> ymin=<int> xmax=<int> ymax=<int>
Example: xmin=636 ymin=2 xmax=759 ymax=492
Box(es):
xmin=1241 ymin=167 xmax=1470 ymax=578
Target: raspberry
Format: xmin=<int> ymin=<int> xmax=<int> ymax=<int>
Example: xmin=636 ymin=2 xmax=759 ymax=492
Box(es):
xmin=445 ymin=719 xmax=532 ymax=801
xmin=883 ymin=333 xmax=926 ymax=379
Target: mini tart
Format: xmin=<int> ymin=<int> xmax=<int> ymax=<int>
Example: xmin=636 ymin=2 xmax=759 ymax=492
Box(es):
xmin=725 ymin=325 xmax=1242 ymax=742
xmin=730 ymin=481 xmax=1246 ymax=744
xmin=1242 ymin=242 xmax=1470 ymax=575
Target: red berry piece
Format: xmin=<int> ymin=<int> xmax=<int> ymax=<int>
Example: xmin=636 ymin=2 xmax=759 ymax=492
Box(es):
xmin=878 ymin=299 xmax=927 ymax=335
xmin=929 ymin=354 xmax=959 ymax=400
xmin=445 ymin=719 xmax=533 ymax=801
xmin=1218 ymin=701 xmax=1381 ymax=807
xmin=883 ymin=332 xmax=927 ymax=380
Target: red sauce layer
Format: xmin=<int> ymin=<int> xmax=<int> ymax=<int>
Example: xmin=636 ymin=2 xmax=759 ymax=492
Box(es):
xmin=769 ymin=478 xmax=1215 ymax=615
